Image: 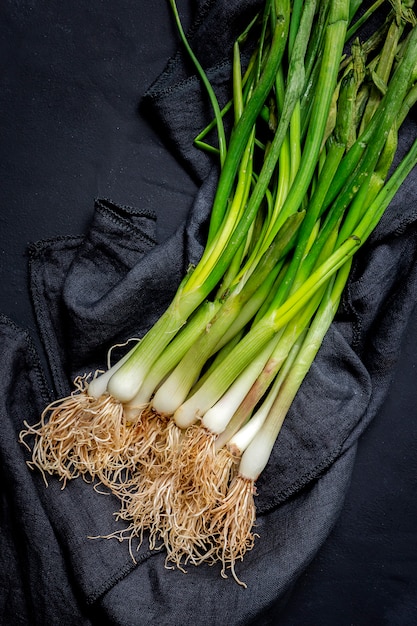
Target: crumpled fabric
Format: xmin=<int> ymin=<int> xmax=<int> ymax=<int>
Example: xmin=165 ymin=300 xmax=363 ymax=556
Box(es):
xmin=1 ymin=0 xmax=417 ymax=624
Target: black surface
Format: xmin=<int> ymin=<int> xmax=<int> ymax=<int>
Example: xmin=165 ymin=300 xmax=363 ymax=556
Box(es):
xmin=1 ymin=1 xmax=417 ymax=624
xmin=278 ymin=311 xmax=417 ymax=625
xmin=0 ymin=0 xmax=197 ymax=338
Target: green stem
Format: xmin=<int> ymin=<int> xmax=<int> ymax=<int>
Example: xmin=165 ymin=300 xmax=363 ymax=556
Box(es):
xmin=152 ymin=212 xmax=303 ymax=414
xmin=359 ymin=14 xmax=404 ymax=135
xmin=169 ymin=0 xmax=227 ymax=166
xmin=355 ymin=134 xmax=417 ymax=244
xmin=227 ymin=0 xmax=320 ymax=283
xmin=215 ymin=285 xmax=326 ymax=450
xmin=346 ymin=0 xmax=386 ymax=41
xmin=206 ymin=0 xmax=291 ymax=243
xmin=126 ymin=299 xmax=221 ymax=407
xmin=255 ymin=0 xmax=349 ymax=248
xmin=266 ymin=138 xmax=346 ymax=310
xmin=175 ymin=234 xmax=360 ymax=423
xmin=238 ymin=260 xmax=351 ymax=480
xmin=106 ymin=275 xmax=206 ymax=402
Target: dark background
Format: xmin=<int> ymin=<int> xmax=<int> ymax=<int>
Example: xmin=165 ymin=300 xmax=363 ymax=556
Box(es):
xmin=1 ymin=1 xmax=416 ymax=623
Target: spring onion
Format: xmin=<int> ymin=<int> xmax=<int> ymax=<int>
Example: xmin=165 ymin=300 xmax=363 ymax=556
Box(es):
xmin=20 ymin=0 xmax=417 ymax=586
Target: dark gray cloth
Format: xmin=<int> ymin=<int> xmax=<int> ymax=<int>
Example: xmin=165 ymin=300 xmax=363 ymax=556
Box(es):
xmin=1 ymin=1 xmax=417 ymax=624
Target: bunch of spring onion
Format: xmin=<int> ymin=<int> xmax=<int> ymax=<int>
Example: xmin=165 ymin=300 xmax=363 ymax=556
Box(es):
xmin=20 ymin=0 xmax=417 ymax=585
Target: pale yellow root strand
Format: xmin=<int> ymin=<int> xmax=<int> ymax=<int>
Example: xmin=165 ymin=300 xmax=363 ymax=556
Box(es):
xmin=164 ymin=426 xmax=239 ymax=569
xmin=105 ymin=417 xmax=184 ymax=557
xmin=97 ymin=404 xmax=164 ymax=492
xmin=87 ymin=415 xmax=183 ymax=562
xmin=106 ymin=414 xmax=182 ymax=499
xmin=208 ymin=474 xmax=258 ymax=587
xmin=19 ymin=375 xmax=97 ymax=484
xmin=164 ymin=424 xmax=217 ymax=567
xmin=19 ymin=374 xmax=144 ymax=486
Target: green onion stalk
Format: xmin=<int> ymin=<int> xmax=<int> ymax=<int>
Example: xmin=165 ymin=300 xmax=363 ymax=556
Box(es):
xmin=20 ymin=0 xmax=293 ymax=484
xmin=20 ymin=0 xmax=417 ymax=585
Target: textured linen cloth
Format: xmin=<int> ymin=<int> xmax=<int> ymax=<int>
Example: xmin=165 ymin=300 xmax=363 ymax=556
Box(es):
xmin=1 ymin=1 xmax=417 ymax=624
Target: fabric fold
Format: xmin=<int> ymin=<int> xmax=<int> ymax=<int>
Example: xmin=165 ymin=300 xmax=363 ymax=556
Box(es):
xmin=0 ymin=316 xmax=91 ymax=625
